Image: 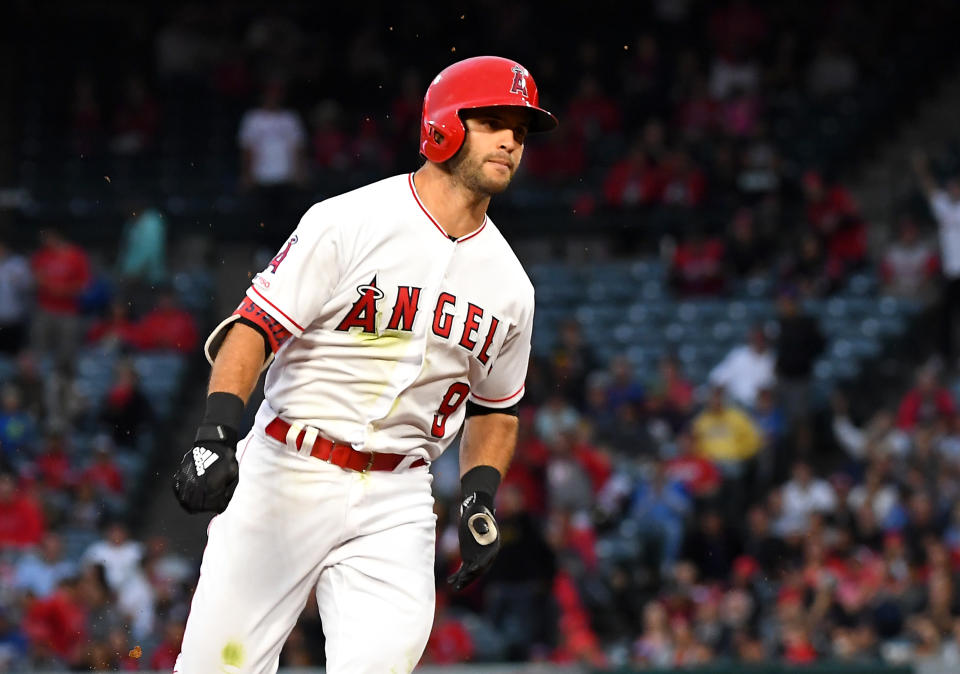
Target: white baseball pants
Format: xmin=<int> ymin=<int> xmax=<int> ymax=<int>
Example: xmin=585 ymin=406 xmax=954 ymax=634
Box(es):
xmin=175 ymin=421 xmax=437 ymax=673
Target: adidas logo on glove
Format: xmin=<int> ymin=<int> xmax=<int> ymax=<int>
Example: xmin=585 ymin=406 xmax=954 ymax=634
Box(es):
xmin=192 ymin=447 xmax=219 ymax=476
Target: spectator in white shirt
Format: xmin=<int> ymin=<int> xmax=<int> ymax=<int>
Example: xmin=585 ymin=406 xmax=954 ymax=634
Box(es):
xmin=913 ymin=150 xmax=960 ymax=365
xmin=880 ymin=216 xmax=938 ymax=300
xmin=709 ymin=324 xmax=775 ymax=408
xmin=0 ymin=240 xmax=33 ymax=355
xmin=778 ymin=461 xmax=836 ymax=533
xmin=81 ymin=521 xmax=145 ymax=593
xmin=239 ymin=81 xmax=308 ymax=243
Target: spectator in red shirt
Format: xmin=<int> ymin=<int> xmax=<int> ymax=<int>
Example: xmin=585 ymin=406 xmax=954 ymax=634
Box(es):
xmin=32 ymin=431 xmax=75 ymax=490
xmin=99 ymin=361 xmax=152 ymax=447
xmin=80 ymin=436 xmax=125 ymax=496
xmin=524 ymin=123 xmax=586 ymax=184
xmin=133 ymin=288 xmax=198 ymax=352
xmin=665 ymin=432 xmax=722 ymax=501
xmin=802 ymin=170 xmax=867 ymax=270
xmin=0 ymin=472 xmax=45 ymax=549
xmin=423 ymin=595 xmax=474 ymax=664
xmin=86 ymin=299 xmax=140 ymax=351
xmin=30 ymin=229 xmax=92 ymax=366
xmin=23 ymin=578 xmax=87 ymax=663
xmin=567 ymin=76 xmax=622 ymax=140
xmin=660 ymin=149 xmax=707 ymax=208
xmin=670 ymin=230 xmax=727 ymax=296
xmin=603 ymin=138 xmax=663 ymax=208
xmin=896 ymin=366 xmax=956 ymax=430
xmin=149 ymin=620 xmax=186 ymax=670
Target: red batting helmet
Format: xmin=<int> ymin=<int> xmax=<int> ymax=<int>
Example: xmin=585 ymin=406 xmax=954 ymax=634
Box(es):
xmin=420 ymin=56 xmax=558 ymax=163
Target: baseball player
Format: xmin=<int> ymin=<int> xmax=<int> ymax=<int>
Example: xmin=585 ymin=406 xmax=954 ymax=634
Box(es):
xmin=172 ymin=55 xmax=557 ymax=673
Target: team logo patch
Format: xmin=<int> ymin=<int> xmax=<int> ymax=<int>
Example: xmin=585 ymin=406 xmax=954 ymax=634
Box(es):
xmin=193 ymin=446 xmax=219 ymax=476
xmin=509 ymin=65 xmax=529 ymax=98
xmin=267 ymin=235 xmax=298 ymax=273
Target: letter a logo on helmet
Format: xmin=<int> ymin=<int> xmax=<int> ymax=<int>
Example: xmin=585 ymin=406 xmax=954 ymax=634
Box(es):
xmin=420 ymin=56 xmax=558 ymax=163
xmin=509 ymin=66 xmax=529 ymax=98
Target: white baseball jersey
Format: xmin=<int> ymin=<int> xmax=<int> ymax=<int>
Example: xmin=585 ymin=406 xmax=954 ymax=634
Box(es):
xmin=206 ymin=173 xmax=534 ymax=461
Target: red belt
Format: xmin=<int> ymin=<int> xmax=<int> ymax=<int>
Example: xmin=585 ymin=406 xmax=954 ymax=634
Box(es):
xmin=265 ymin=417 xmax=427 ymax=472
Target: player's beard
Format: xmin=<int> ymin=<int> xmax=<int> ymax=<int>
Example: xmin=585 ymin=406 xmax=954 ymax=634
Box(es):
xmin=446 ymin=147 xmax=514 ymax=196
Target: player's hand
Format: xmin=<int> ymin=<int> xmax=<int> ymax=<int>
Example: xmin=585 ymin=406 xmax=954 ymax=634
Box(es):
xmin=447 ymin=492 xmax=500 ymax=591
xmin=172 ymin=424 xmax=240 ymax=514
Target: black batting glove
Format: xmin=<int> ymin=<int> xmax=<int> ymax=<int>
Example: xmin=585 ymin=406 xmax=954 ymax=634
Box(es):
xmin=172 ymin=393 xmax=243 ymax=515
xmin=448 ymin=465 xmax=501 ymax=591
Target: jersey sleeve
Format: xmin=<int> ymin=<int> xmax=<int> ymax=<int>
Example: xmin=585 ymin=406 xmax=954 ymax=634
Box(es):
xmin=204 ymin=203 xmax=343 ymax=366
xmin=468 ymin=299 xmax=534 ymax=409
xmin=245 ymin=202 xmax=343 ymax=337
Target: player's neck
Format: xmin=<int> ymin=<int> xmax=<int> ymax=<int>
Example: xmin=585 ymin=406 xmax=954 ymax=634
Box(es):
xmin=413 ymin=165 xmax=490 ymax=240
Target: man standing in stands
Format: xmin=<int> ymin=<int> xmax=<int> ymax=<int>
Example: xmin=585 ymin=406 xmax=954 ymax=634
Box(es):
xmin=913 ymin=150 xmax=960 ymax=367
xmin=29 ymin=229 xmax=91 ymax=368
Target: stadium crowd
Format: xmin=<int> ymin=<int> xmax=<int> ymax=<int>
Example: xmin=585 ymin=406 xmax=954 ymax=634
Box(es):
xmin=4 ymin=0 xmax=960 ymax=670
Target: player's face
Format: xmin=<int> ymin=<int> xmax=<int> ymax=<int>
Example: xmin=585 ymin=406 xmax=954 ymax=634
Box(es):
xmin=449 ymin=108 xmax=529 ymax=196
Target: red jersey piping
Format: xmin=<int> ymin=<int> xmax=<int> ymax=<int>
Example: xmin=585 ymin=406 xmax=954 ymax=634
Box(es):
xmin=408 ymin=173 xmax=488 ymax=243
xmin=250 ymin=286 xmax=305 ymax=332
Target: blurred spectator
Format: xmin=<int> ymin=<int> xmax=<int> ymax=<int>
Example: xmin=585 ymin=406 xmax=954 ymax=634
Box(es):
xmin=681 ymin=509 xmax=743 ymax=581
xmin=718 ymin=86 xmax=762 ymax=138
xmin=806 ymin=40 xmax=859 ymax=97
xmin=709 ymin=324 xmax=775 ymax=408
xmin=660 ymin=149 xmax=707 ymax=208
xmin=0 ymin=239 xmax=33 ymax=355
xmin=310 ymin=99 xmax=349 ymax=170
xmin=85 ymin=299 xmax=139 ymax=351
xmin=32 ymin=431 xmax=75 ymax=491
xmin=238 ymin=80 xmax=308 ymax=236
xmin=802 ymin=171 xmax=867 ymax=273
xmin=133 ymin=287 xmax=198 ymax=352
xmin=524 ymin=122 xmax=586 ymax=184
xmin=779 ymin=462 xmax=837 ymax=533
xmin=781 ymin=232 xmax=841 ymax=297
xmin=724 ymin=208 xmax=772 ymax=278
xmin=549 ymin=319 xmax=597 ymax=408
xmin=675 ymin=76 xmax=718 ymax=143
xmin=534 ymin=394 xmax=580 ymax=447
xmin=645 ymin=354 xmax=695 ymax=433
xmin=895 ymin=365 xmax=955 ymax=430
xmin=670 ymin=230 xmax=727 ymax=296
xmin=831 ymin=395 xmax=909 ymax=463
xmin=913 ymin=151 xmax=960 ymax=366
xmin=149 ymin=619 xmax=186 ymax=670
xmin=29 ymin=229 xmax=92 ymax=367
xmin=99 ymin=360 xmax=152 ymax=446
xmin=774 ymin=288 xmax=825 ymax=452
xmin=13 ymin=350 xmax=45 ymax=419
xmin=0 ymin=384 xmax=37 ymax=469
xmin=605 ymin=355 xmax=646 ymax=416
xmin=81 ymin=521 xmax=155 ymax=639
xmin=751 ymin=386 xmax=787 ymax=488
xmin=0 ymin=472 xmax=44 ymax=548
xmin=629 ymin=462 xmax=692 ymax=573
xmin=664 ymin=431 xmax=722 ymax=501
xmin=848 ymin=464 xmax=900 ymax=527
xmin=566 ymin=76 xmax=622 ymax=140
xmin=484 ymin=484 xmax=557 ymax=660
xmin=604 ymin=138 xmax=663 ymax=208
xmin=116 ymin=197 xmax=167 ymax=288
xmin=110 ymin=75 xmax=160 ymax=154
xmin=692 ymin=385 xmax=762 ymax=478
xmin=79 ymin=436 xmax=125 ymax=497
xmin=14 ymin=533 xmax=77 ymax=599
xmin=22 ymin=577 xmax=86 ymax=664
xmin=544 ymin=433 xmax=594 ymax=515
xmin=880 ymin=216 xmax=938 ymax=300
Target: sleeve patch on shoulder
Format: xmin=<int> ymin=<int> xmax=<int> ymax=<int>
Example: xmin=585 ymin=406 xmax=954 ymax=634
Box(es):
xmin=234 ymin=297 xmax=293 ymax=353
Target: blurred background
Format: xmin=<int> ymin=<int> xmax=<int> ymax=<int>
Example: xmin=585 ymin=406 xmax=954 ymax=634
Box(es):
xmin=3 ymin=0 xmax=960 ymax=671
